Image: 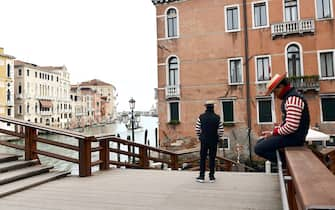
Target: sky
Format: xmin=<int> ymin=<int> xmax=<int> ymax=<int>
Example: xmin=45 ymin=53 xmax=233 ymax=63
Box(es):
xmin=0 ymin=0 xmax=157 ymax=112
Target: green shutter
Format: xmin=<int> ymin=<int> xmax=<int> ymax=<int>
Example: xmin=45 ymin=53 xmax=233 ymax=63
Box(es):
xmin=259 ymin=100 xmax=272 ymax=123
xmin=170 ymin=102 xmax=179 ymax=121
xmin=322 ymin=98 xmax=335 ymax=121
xmin=222 ymin=101 xmax=234 ymax=122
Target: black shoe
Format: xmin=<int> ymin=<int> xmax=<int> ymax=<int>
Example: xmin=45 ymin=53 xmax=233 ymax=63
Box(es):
xmin=209 ymin=176 xmax=216 ymax=183
xmin=196 ymin=176 xmax=204 ymax=183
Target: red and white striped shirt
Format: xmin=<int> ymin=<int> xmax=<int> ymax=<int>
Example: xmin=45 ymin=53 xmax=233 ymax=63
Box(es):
xmin=273 ymin=96 xmax=304 ymax=136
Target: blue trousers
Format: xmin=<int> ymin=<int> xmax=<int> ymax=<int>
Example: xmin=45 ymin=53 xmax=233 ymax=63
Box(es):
xmin=254 ymin=135 xmax=304 ymax=163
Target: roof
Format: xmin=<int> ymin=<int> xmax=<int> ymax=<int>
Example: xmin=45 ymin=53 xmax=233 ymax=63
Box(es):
xmin=79 ymin=79 xmax=112 ymax=87
xmin=0 ymin=53 xmax=16 ymax=59
xmin=152 ymin=0 xmax=181 ymax=5
xmin=14 ymin=60 xmax=65 ymax=72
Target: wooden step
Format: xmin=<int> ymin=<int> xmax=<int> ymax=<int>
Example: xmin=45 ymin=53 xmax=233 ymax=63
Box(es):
xmin=0 ymin=153 xmax=22 ymax=163
xmin=0 ymin=165 xmax=53 ymax=185
xmin=0 ymin=171 xmax=70 ymax=198
xmin=0 ymin=159 xmax=39 ymax=173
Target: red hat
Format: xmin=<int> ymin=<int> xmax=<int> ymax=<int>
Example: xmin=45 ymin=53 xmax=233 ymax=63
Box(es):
xmin=265 ymin=73 xmax=286 ymax=95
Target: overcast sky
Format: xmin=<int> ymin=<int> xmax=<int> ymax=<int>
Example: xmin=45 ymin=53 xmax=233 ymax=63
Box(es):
xmin=0 ymin=0 xmax=157 ymax=112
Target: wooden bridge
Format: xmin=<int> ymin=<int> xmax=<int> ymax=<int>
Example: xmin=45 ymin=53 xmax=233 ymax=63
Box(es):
xmin=0 ymin=116 xmax=334 ymax=210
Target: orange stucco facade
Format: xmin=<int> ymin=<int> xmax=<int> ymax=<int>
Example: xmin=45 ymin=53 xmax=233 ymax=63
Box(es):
xmin=153 ymin=0 xmax=335 ymax=158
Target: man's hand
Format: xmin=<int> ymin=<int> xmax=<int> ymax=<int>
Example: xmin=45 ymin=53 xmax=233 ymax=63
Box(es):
xmin=261 ymin=131 xmax=272 ymax=139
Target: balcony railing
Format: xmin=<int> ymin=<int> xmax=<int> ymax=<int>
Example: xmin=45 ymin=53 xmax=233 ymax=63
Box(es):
xmin=288 ymin=75 xmax=320 ymax=92
xmin=165 ymin=85 xmax=180 ymax=99
xmin=271 ymin=19 xmax=315 ymax=38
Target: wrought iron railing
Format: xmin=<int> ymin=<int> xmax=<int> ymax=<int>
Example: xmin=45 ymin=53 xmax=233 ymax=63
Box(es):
xmin=288 ymin=75 xmax=320 ymax=91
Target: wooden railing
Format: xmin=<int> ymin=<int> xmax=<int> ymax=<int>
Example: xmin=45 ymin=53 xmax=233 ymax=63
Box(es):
xmin=0 ymin=116 xmax=248 ymax=177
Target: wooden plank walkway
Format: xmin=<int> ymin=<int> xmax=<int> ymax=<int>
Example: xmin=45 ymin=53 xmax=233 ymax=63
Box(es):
xmin=0 ymin=169 xmax=282 ymax=210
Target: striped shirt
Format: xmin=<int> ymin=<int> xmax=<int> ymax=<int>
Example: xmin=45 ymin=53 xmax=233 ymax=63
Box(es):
xmin=195 ymin=118 xmax=224 ymax=139
xmin=273 ymin=96 xmax=304 ymax=136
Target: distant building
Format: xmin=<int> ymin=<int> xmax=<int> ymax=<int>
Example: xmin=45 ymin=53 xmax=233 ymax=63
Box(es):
xmin=78 ymin=79 xmax=117 ymax=122
xmin=152 ymin=0 xmax=335 ymax=155
xmin=0 ymin=47 xmax=15 ymax=131
xmin=14 ymin=60 xmax=71 ymax=128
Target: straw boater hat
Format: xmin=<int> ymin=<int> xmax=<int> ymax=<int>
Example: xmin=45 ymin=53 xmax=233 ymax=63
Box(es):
xmin=204 ymin=100 xmax=215 ymax=107
xmin=265 ymin=73 xmax=286 ymax=95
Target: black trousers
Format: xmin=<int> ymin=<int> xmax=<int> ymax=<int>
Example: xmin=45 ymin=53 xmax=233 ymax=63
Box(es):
xmin=199 ymin=141 xmax=217 ymax=177
xmin=254 ymin=134 xmax=304 ymax=163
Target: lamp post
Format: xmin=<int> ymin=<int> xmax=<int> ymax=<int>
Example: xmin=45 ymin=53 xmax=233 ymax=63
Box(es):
xmin=129 ymin=97 xmax=136 ymax=163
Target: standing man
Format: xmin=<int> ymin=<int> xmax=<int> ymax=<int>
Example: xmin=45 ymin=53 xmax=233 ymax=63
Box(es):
xmin=254 ymin=73 xmax=310 ymax=165
xmin=195 ymin=101 xmax=224 ymax=183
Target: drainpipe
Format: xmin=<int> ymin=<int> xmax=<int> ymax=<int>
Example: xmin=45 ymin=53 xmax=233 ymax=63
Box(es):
xmin=243 ymin=0 xmax=252 ymax=162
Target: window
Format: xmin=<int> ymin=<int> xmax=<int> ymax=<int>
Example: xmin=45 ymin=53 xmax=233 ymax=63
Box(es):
xmin=19 ymin=105 xmax=22 ymax=114
xmin=219 ymin=137 xmax=230 ymax=150
xmin=321 ymin=97 xmax=335 ymax=122
xmin=7 ymin=64 xmax=11 ymax=77
xmin=166 ymin=8 xmax=178 ymax=38
xmin=27 ymin=103 xmax=30 ymax=114
xmin=253 ymin=1 xmax=268 ymax=28
xmin=228 ymin=58 xmax=243 ymax=84
xmin=285 ymin=0 xmax=298 ymax=21
xmin=27 ymin=69 xmax=30 ymax=76
xmin=169 ymin=101 xmax=179 ymax=121
xmin=316 ymin=0 xmax=332 ymax=19
xmin=225 ymin=5 xmax=240 ymax=31
xmin=319 ymin=51 xmax=334 ymax=79
xmin=222 ymin=100 xmax=234 ymax=122
xmin=255 ymin=56 xmax=271 ymax=82
xmin=7 ymin=108 xmax=11 ymax=116
xmin=18 ymin=84 xmax=22 ymax=94
xmin=18 ymin=69 xmax=22 ymax=76
xmin=287 ymin=44 xmax=302 ymax=77
xmin=326 ymin=135 xmax=335 ymax=147
xmin=257 ymin=98 xmax=273 ymax=123
xmin=35 ymin=72 xmax=37 ymax=78
xmin=7 ymin=89 xmax=10 ymax=101
xmin=168 ymin=57 xmax=179 ymax=86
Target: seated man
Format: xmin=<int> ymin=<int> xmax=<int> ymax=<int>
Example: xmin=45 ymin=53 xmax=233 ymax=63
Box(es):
xmin=254 ymin=73 xmax=310 ymax=164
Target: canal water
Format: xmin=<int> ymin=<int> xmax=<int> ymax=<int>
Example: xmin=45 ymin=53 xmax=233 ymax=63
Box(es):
xmin=0 ymin=116 xmax=158 ymax=175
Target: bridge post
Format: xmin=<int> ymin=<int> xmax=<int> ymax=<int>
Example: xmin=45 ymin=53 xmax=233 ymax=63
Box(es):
xmin=170 ymin=154 xmax=178 ymax=170
xmin=139 ymin=146 xmax=149 ymax=168
xmin=99 ymin=137 xmax=110 ymax=170
xmin=79 ymin=137 xmax=92 ymax=177
xmin=25 ymin=127 xmax=38 ymax=160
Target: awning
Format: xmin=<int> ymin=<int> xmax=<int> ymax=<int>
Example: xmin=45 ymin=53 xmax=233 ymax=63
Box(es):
xmin=306 ymin=128 xmax=330 ymax=142
xmin=39 ymin=100 xmax=53 ymax=108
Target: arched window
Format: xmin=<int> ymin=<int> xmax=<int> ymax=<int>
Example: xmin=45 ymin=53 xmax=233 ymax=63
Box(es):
xmin=287 ymin=44 xmax=301 ymax=77
xmin=7 ymin=64 xmax=11 ymax=77
xmin=18 ymin=83 xmax=22 ymax=94
xmin=27 ymin=103 xmax=30 ymax=114
xmin=168 ymin=57 xmax=179 ymax=86
xmin=35 ymin=103 xmax=38 ymax=113
xmin=166 ymin=8 xmax=178 ymax=38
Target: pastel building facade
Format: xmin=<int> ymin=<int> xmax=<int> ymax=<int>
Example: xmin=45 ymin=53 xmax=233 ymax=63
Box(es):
xmin=0 ymin=48 xmax=15 ymax=131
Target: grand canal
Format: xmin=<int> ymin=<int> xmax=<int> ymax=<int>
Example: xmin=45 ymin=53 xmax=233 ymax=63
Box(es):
xmin=0 ymin=116 xmax=158 ymax=175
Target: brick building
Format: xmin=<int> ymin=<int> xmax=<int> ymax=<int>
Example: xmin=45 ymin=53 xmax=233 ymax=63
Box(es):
xmin=152 ymin=0 xmax=335 ymax=159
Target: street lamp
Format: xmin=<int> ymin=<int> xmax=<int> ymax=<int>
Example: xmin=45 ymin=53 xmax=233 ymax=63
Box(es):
xmin=129 ymin=97 xmax=136 ymax=163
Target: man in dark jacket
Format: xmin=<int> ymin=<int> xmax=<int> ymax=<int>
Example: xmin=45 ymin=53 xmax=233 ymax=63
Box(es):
xmin=195 ymin=101 xmax=224 ymax=183
xmin=254 ymin=73 xmax=310 ymax=165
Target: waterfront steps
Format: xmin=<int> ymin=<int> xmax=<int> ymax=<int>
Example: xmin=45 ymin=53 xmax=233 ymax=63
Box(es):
xmin=0 ymin=153 xmax=70 ymax=198
xmin=0 ymin=169 xmax=282 ymax=210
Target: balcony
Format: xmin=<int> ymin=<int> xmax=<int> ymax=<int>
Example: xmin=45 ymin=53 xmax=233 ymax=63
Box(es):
xmin=288 ymin=75 xmax=320 ymax=92
xmin=7 ymin=100 xmax=14 ymax=106
xmin=271 ymin=19 xmax=315 ymax=39
xmin=165 ymin=85 xmax=180 ymax=99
